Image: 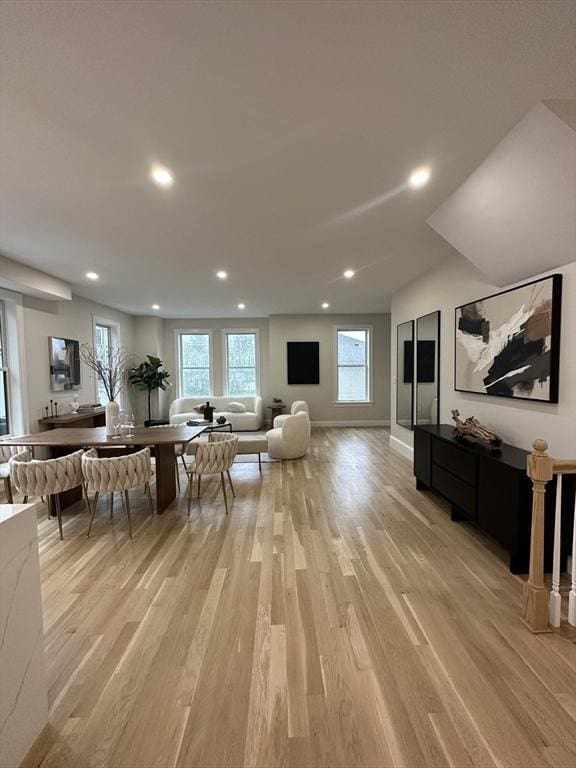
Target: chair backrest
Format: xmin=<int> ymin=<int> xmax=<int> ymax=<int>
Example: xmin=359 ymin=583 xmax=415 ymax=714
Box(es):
xmin=82 ymin=447 xmax=152 ymax=492
xmin=0 ymin=441 xmax=22 ymax=464
xmin=290 ymin=400 xmax=309 ymax=416
xmin=194 ymin=433 xmax=238 ymax=475
xmin=282 ymin=411 xmax=311 ymax=452
xmin=10 ymin=449 xmax=84 ymax=496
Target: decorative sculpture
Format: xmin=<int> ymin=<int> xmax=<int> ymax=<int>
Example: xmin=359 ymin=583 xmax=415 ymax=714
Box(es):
xmin=451 ymin=409 xmax=503 ymax=448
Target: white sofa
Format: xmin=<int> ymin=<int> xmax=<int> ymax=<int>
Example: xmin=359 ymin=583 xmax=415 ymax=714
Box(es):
xmin=273 ymin=400 xmax=309 ymax=428
xmin=266 ymin=411 xmax=311 ymax=460
xmin=169 ymin=396 xmax=264 ymax=432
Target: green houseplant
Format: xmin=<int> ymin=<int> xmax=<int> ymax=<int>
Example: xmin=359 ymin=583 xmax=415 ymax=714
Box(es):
xmin=128 ymin=355 xmax=171 ymax=425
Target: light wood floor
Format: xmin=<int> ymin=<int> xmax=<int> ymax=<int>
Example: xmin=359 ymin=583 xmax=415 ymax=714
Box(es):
xmin=19 ymin=428 xmax=576 ymax=768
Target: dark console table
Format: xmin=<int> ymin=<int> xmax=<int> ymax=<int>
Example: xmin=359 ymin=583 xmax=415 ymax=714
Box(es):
xmin=414 ymin=424 xmax=574 ymax=574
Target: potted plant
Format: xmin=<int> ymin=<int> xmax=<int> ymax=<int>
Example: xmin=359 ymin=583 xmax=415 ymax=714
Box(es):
xmin=128 ymin=355 xmax=171 ymax=426
xmin=80 ymin=344 xmax=134 ymax=435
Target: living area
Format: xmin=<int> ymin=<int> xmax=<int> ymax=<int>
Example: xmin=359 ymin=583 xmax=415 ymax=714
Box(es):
xmin=1 ymin=3 xmax=575 ymax=768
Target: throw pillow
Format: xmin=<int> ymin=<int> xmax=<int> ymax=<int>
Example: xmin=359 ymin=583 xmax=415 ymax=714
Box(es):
xmin=227 ymin=402 xmax=247 ymax=413
xmin=193 ymin=404 xmax=206 ymax=414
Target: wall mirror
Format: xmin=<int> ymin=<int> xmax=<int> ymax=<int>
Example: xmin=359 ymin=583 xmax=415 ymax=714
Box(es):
xmin=415 ymin=311 xmax=440 ymax=426
xmin=396 ymin=320 xmax=414 ymax=430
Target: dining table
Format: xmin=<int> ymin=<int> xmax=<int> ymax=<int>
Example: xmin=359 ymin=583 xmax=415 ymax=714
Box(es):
xmin=3 ymin=424 xmax=209 ymax=514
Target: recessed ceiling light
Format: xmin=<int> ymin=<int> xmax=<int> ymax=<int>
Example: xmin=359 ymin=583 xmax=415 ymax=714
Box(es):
xmin=85 ymin=271 xmax=99 ymax=280
xmin=150 ymin=164 xmax=174 ymax=188
xmin=408 ymin=166 xmax=431 ymax=189
xmin=216 ymin=270 xmax=228 ymax=279
xmin=152 ymin=304 xmax=160 ymax=310
xmin=343 ymin=269 xmax=355 ymax=279
xmin=321 ymin=302 xmax=330 ymax=309
xmin=237 ymin=303 xmax=246 ymax=310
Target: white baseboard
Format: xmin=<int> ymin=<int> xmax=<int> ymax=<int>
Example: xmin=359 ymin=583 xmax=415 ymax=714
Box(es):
xmin=311 ymin=420 xmax=390 ymax=428
xmin=389 ymin=434 xmax=414 ymax=461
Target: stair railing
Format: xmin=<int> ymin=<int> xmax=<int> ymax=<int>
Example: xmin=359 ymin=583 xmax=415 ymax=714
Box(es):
xmin=522 ymin=439 xmax=576 ymax=633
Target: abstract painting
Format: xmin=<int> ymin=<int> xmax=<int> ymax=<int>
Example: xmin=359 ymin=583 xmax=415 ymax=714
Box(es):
xmin=455 ymin=274 xmax=562 ymax=403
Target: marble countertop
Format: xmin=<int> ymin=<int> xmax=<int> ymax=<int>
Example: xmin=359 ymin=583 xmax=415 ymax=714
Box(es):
xmin=0 ymin=503 xmax=39 ymax=525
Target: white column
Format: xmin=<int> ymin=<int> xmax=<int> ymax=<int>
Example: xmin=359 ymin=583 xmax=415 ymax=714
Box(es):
xmin=568 ymin=496 xmax=576 ymax=626
xmin=549 ymin=474 xmax=562 ymax=627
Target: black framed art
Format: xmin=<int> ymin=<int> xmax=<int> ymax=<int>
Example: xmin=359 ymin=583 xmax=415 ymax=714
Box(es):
xmin=287 ymin=341 xmax=320 ymax=385
xmin=454 ymin=274 xmax=562 ymax=403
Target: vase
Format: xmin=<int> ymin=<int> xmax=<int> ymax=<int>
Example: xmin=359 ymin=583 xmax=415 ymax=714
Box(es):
xmin=105 ymin=400 xmax=120 ymax=436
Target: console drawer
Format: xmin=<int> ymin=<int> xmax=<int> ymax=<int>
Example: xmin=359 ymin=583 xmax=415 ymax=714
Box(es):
xmin=432 ymin=439 xmax=476 ymax=485
xmin=432 ymin=464 xmax=477 ymax=519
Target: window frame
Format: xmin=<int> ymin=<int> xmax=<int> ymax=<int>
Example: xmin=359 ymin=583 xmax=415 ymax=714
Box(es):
xmin=0 ymin=301 xmax=10 ymax=436
xmin=333 ymin=324 xmax=373 ymax=405
xmin=222 ymin=328 xmax=260 ymax=397
xmin=92 ymin=316 xmax=122 ymax=406
xmin=175 ymin=329 xmax=214 ymax=399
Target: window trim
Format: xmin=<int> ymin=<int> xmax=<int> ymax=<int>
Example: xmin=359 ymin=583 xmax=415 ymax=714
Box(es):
xmin=222 ymin=329 xmax=260 ymax=397
xmin=333 ymin=324 xmax=373 ymax=405
xmin=175 ymin=329 xmax=214 ymax=399
xmin=0 ymin=301 xmax=10 ymax=436
xmin=92 ymin=316 xmax=122 ymax=405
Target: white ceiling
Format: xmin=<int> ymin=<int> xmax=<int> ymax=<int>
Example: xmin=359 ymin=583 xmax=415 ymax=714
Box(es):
xmin=1 ymin=1 xmax=574 ymax=318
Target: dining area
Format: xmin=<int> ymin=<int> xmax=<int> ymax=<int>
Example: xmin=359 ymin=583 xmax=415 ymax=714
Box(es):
xmin=0 ymin=423 xmax=239 ymax=539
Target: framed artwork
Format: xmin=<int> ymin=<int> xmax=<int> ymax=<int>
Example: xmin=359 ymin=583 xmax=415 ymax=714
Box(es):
xmin=455 ymin=274 xmax=562 ymax=403
xmin=287 ymin=341 xmax=320 ymax=385
xmin=49 ymin=336 xmax=81 ymax=391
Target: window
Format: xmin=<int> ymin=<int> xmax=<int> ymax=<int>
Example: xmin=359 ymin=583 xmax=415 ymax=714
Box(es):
xmin=178 ymin=332 xmax=212 ymax=397
xmin=224 ymin=331 xmax=259 ymax=396
xmin=94 ymin=323 xmax=112 ymax=404
xmin=335 ymin=327 xmax=371 ymax=403
xmin=0 ymin=304 xmax=9 ymax=436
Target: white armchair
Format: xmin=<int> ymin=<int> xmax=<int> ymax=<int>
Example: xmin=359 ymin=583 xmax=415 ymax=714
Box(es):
xmin=273 ymin=400 xmax=309 ymax=428
xmin=266 ymin=411 xmax=311 ymax=460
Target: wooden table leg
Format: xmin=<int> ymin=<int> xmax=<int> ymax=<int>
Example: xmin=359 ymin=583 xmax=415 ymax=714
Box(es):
xmin=155 ymin=443 xmax=177 ymax=514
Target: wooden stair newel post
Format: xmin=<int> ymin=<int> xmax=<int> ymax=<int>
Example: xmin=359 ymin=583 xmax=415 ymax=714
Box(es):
xmin=522 ymin=439 xmax=554 ymax=633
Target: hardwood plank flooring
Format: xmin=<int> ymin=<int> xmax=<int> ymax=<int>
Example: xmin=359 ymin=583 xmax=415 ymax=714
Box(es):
xmin=16 ymin=428 xmax=576 ymax=768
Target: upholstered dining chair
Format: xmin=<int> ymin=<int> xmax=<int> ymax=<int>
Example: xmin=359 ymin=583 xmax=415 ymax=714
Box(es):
xmin=9 ymin=449 xmax=88 ymax=540
xmin=0 ymin=440 xmax=23 ymax=503
xmin=186 ymin=432 xmax=238 ymax=516
xmin=147 ymin=423 xmax=188 ymax=493
xmin=82 ymin=447 xmax=153 ymax=539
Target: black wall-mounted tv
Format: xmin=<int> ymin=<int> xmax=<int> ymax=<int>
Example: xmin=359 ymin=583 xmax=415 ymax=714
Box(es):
xmin=287 ymin=341 xmax=320 ymax=385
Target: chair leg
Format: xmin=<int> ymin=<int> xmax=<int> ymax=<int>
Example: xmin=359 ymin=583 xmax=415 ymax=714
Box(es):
xmin=109 ymin=492 xmax=114 ymax=519
xmin=123 ymin=490 xmax=133 ymax=539
xmin=175 ymin=462 xmax=180 ymax=494
xmin=220 ymin=473 xmax=229 ymax=515
xmin=3 ymin=477 xmax=13 ymax=504
xmin=258 ymin=452 xmax=262 ymax=473
xmin=55 ymin=494 xmax=64 ymax=540
xmin=226 ymin=469 xmax=236 ymax=497
xmin=197 ymin=474 xmax=201 ymax=499
xmin=145 ymin=482 xmax=154 ymax=515
xmin=82 ymin=482 xmax=91 ymax=517
xmin=187 ymin=474 xmax=194 ymax=516
xmin=86 ymin=491 xmax=99 ymax=538
xmin=180 ymin=455 xmax=188 ymax=472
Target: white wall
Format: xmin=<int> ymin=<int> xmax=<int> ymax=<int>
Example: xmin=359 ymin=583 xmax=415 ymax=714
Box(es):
xmin=428 ymin=103 xmax=576 ymax=287
xmin=390 ymin=255 xmax=576 ymax=458
xmin=21 ymin=294 xmax=135 ymax=429
xmin=269 ymin=313 xmax=390 ymax=425
xmin=13 ymin=292 xmax=391 ymax=429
